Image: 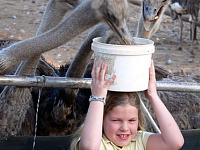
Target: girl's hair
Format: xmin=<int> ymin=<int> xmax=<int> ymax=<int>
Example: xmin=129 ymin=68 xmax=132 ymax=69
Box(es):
xmin=70 ymin=123 xmax=84 ymax=150
xmin=105 ymin=92 xmax=144 ymax=131
xmin=70 ymin=92 xmax=145 ymax=149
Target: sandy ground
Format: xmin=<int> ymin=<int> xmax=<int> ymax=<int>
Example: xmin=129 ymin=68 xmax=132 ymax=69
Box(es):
xmin=0 ymin=0 xmax=200 ymax=77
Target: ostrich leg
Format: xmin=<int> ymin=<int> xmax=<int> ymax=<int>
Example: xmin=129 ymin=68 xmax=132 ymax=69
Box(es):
xmin=190 ymin=19 xmax=197 ymax=55
xmin=187 ymin=0 xmax=200 ymax=55
xmin=190 ymin=22 xmax=197 ymax=41
xmin=169 ymin=0 xmax=199 ymax=55
xmin=178 ymin=14 xmax=184 ymax=50
xmin=0 ymin=0 xmax=76 ymax=136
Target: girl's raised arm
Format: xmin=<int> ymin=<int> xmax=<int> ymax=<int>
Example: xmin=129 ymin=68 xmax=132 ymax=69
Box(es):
xmin=79 ymin=61 xmax=116 ymax=150
xmin=146 ymin=60 xmax=184 ymax=150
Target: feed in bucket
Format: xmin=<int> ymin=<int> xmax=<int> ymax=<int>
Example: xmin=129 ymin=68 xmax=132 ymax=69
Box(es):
xmin=91 ymin=37 xmax=155 ymax=92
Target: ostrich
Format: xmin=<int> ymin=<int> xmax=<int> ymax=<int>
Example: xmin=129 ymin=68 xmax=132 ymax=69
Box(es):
xmin=169 ymin=0 xmax=200 ymax=55
xmin=136 ymin=0 xmax=170 ymax=39
xmin=0 ymin=0 xmax=133 ymax=74
xmin=0 ymin=0 xmax=79 ymax=137
xmin=0 ymin=0 xmax=133 ymax=136
xmin=67 ymin=0 xmax=172 ymax=80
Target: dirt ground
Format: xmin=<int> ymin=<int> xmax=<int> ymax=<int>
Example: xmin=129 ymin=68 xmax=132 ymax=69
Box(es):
xmin=0 ymin=0 xmax=200 ymax=77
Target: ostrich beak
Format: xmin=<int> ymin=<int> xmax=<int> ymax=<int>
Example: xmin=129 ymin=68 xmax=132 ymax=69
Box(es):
xmin=103 ymin=16 xmax=132 ymax=45
xmin=143 ymin=1 xmax=165 ymax=31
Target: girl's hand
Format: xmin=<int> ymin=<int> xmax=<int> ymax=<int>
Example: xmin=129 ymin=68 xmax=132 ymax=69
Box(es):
xmin=145 ymin=60 xmax=158 ymax=99
xmin=90 ymin=61 xmax=116 ymax=99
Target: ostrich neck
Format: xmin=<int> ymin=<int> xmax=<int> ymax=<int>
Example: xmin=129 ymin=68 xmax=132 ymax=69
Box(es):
xmin=36 ymin=0 xmax=72 ymax=35
xmin=15 ymin=0 xmax=73 ymax=77
xmin=136 ymin=14 xmax=151 ymax=39
xmin=136 ymin=13 xmax=163 ymax=39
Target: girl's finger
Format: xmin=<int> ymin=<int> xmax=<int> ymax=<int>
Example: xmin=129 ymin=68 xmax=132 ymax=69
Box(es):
xmin=95 ymin=61 xmax=102 ymax=79
xmin=99 ymin=63 xmax=107 ymax=81
xmin=149 ymin=60 xmax=156 ymax=81
xmin=91 ymin=63 xmax=96 ymax=79
xmin=151 ymin=60 xmax=155 ymax=72
xmin=104 ymin=75 xmax=116 ymax=87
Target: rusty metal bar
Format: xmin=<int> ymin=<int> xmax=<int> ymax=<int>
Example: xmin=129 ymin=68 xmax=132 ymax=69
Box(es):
xmin=0 ymin=75 xmax=200 ymax=92
xmin=157 ymin=81 xmax=200 ymax=92
xmin=0 ymin=75 xmax=91 ymax=89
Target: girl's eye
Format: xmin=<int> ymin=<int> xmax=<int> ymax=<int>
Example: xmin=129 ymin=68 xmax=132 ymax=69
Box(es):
xmin=112 ymin=120 xmax=120 ymax=122
xmin=129 ymin=119 xmax=136 ymax=122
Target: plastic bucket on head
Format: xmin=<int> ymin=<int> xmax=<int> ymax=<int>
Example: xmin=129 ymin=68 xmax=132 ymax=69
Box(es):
xmin=91 ymin=37 xmax=155 ymax=92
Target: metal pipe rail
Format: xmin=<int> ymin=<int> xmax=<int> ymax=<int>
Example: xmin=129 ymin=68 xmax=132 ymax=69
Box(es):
xmin=0 ymin=75 xmax=200 ymax=92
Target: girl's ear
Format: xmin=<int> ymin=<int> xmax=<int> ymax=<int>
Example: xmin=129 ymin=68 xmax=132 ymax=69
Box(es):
xmin=91 ymin=0 xmax=105 ymax=9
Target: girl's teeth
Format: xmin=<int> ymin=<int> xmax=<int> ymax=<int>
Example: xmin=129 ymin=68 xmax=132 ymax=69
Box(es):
xmin=120 ymin=135 xmax=128 ymax=137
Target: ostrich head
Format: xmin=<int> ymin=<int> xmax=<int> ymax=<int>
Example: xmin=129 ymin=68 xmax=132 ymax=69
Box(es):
xmin=92 ymin=0 xmax=133 ymax=44
xmin=142 ymin=0 xmax=170 ymax=32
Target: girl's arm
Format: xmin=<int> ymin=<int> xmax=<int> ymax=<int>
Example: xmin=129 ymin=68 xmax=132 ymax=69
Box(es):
xmin=79 ymin=61 xmax=116 ymax=150
xmin=146 ymin=60 xmax=184 ymax=150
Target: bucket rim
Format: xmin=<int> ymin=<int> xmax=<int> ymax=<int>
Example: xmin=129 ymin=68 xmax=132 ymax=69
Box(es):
xmin=91 ymin=37 xmax=155 ymax=55
xmin=93 ymin=37 xmax=154 ymax=45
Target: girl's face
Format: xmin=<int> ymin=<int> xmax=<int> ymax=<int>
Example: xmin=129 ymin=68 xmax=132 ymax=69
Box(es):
xmin=103 ymin=104 xmax=139 ymax=147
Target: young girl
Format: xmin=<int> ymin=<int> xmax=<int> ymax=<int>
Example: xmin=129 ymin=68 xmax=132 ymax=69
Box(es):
xmin=71 ymin=60 xmax=184 ymax=150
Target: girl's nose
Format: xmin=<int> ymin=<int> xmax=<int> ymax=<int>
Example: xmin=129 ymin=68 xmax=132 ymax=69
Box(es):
xmin=120 ymin=122 xmax=129 ymax=131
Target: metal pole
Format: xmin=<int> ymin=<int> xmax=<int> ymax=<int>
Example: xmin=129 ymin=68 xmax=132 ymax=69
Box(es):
xmin=0 ymin=75 xmax=91 ymax=89
xmin=139 ymin=97 xmax=161 ymax=133
xmin=0 ymin=75 xmax=200 ymax=92
xmin=157 ymin=81 xmax=200 ymax=93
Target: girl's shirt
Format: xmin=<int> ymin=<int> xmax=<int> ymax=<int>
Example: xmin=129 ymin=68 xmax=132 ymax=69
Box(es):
xmin=76 ymin=131 xmax=153 ymax=150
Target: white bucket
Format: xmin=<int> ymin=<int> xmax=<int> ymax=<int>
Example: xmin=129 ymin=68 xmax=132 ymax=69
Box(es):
xmin=91 ymin=37 xmax=155 ymax=92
